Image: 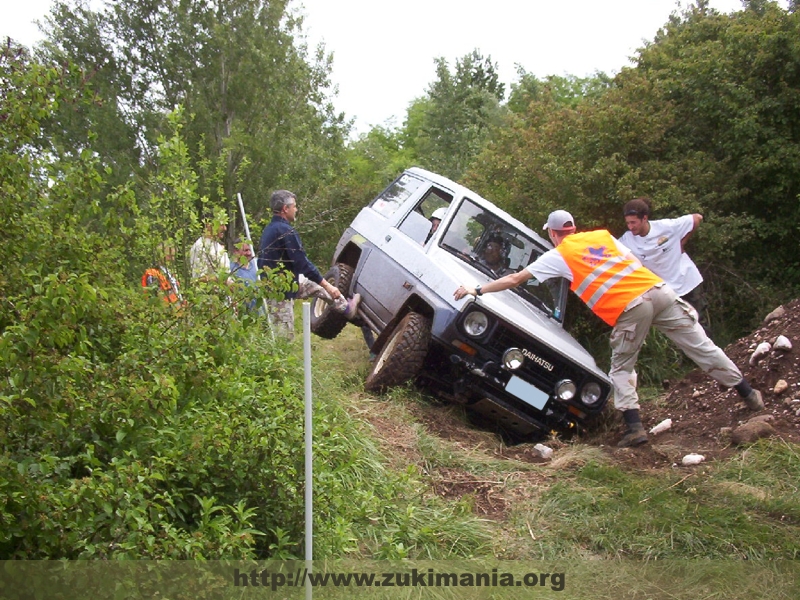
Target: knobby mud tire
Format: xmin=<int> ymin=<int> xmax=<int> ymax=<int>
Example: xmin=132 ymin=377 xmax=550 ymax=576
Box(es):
xmin=365 ymin=312 xmax=431 ymax=393
xmin=310 ymin=263 xmax=353 ymax=339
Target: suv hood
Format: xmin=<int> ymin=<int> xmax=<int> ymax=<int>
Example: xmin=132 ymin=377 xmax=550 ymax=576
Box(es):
xmin=431 ymin=249 xmax=608 ymax=380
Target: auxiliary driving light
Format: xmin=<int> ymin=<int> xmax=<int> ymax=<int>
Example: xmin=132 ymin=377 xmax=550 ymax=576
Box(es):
xmin=502 ymin=348 xmax=524 ymax=370
xmin=555 ymin=379 xmax=576 ymax=401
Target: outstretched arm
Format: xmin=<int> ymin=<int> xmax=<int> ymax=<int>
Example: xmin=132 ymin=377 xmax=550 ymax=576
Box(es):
xmin=454 ymin=270 xmax=533 ymax=300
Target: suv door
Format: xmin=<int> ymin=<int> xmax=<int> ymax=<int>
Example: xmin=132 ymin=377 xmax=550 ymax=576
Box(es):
xmin=356 ymin=184 xmax=453 ymax=327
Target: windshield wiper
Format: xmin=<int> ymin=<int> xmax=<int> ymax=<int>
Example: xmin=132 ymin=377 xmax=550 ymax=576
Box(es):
xmin=445 ymin=246 xmax=497 ymax=278
xmin=513 ymin=287 xmax=553 ymax=316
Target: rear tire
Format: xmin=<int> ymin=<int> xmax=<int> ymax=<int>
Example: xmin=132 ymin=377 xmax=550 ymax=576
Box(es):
xmin=365 ymin=312 xmax=431 ymax=392
xmin=310 ymin=263 xmax=353 ymax=339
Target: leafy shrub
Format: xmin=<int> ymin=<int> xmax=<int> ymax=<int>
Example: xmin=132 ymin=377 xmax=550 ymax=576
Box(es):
xmin=1 ymin=47 xmax=490 ymax=561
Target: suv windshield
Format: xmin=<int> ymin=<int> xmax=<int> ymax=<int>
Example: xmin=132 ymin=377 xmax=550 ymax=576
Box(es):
xmin=440 ymin=198 xmax=568 ymax=318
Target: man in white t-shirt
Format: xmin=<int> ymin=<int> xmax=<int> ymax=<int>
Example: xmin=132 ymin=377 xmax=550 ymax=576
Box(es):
xmin=619 ymin=197 xmax=711 ymax=337
xmin=190 ymin=213 xmax=233 ymax=285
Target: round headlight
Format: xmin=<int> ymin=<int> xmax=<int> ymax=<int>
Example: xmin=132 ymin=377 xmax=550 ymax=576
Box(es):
xmin=555 ymin=379 xmax=576 ymax=401
xmin=502 ymin=348 xmax=524 ymax=370
xmin=463 ymin=310 xmax=489 ymax=337
xmin=581 ymin=382 xmax=603 ymax=406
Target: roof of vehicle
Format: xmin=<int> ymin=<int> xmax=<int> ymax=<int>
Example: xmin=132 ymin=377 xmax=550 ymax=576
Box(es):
xmin=406 ymin=167 xmax=552 ymax=250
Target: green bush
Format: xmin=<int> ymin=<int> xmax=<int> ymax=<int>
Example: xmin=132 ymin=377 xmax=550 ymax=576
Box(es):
xmin=0 ymin=47 xmax=490 ymax=560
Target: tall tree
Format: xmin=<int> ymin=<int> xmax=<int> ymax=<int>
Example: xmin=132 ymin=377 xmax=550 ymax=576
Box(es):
xmin=634 ymin=1 xmax=800 ymax=287
xmin=467 ymin=2 xmax=800 ymax=340
xmin=507 ymin=70 xmax=612 ymax=113
xmin=409 ymin=49 xmax=507 ymax=180
xmin=37 ymin=0 xmax=349 ymax=240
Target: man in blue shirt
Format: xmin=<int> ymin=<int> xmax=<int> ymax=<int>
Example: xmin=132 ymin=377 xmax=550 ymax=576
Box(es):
xmin=258 ymin=190 xmax=360 ymax=338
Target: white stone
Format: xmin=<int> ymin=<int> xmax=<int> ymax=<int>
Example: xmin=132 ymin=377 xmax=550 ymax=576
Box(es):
xmin=682 ymin=453 xmax=706 ymax=466
xmin=749 ymin=342 xmax=772 ymax=366
xmin=649 ymin=418 xmax=673 ymax=435
xmin=764 ymin=306 xmax=785 ymax=323
xmin=773 ymin=335 xmax=792 ymax=351
xmin=534 ymin=443 xmax=553 ymax=460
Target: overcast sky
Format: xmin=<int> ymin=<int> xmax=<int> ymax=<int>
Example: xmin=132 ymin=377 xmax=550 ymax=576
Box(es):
xmin=3 ymin=1 xmax=788 ymax=135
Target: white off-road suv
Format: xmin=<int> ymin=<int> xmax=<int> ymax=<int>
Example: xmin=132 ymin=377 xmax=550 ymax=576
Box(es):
xmin=311 ymin=168 xmax=611 ymax=438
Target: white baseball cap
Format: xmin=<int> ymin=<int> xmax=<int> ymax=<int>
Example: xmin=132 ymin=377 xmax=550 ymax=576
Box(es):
xmin=542 ymin=209 xmax=576 ymax=231
xmin=431 ymin=207 xmax=448 ymax=221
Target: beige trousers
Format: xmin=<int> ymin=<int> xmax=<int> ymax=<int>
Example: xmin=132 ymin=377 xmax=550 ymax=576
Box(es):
xmin=266 ymin=299 xmax=296 ymax=340
xmin=609 ymin=284 xmax=743 ymax=411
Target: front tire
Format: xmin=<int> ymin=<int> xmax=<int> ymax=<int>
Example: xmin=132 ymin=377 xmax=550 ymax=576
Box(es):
xmin=310 ymin=263 xmax=353 ymax=339
xmin=365 ymin=312 xmax=431 ymax=392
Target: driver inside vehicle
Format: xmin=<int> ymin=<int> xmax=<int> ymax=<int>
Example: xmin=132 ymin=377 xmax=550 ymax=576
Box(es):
xmin=479 ymin=235 xmax=512 ymax=277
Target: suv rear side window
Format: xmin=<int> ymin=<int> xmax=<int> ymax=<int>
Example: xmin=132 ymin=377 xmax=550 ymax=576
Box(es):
xmin=396 ymin=187 xmax=454 ymax=245
xmin=371 ymin=173 xmax=425 ymax=218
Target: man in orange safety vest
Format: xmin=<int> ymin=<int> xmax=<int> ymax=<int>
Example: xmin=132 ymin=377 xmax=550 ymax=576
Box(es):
xmin=454 ymin=210 xmax=763 ymax=447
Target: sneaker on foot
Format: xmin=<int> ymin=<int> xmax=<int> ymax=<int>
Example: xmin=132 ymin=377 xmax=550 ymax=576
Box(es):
xmin=744 ymin=389 xmax=764 ymax=411
xmin=343 ymin=293 xmax=361 ymax=320
xmin=617 ymin=425 xmax=648 ymax=448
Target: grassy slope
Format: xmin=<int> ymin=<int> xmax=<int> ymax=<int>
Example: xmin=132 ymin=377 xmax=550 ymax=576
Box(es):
xmin=311 ymin=325 xmax=800 ymax=562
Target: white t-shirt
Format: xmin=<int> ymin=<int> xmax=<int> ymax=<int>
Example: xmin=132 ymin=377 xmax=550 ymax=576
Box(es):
xmin=525 ymin=236 xmax=633 ymax=283
xmin=619 ymin=215 xmax=702 ymax=296
xmin=190 ymin=236 xmax=229 ymax=280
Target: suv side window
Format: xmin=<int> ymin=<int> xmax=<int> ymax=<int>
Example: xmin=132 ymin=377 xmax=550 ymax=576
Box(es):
xmin=416 ymin=188 xmax=452 ymax=220
xmin=397 ymin=187 xmax=454 ymax=245
xmin=371 ymin=173 xmax=425 ymax=218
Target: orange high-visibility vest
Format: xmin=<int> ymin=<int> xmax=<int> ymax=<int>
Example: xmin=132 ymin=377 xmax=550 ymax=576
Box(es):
xmin=557 ymin=230 xmax=663 ymax=326
xmin=142 ymin=267 xmax=182 ymax=304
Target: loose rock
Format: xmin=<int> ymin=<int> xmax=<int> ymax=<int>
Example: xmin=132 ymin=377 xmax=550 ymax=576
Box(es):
xmin=764 ymin=306 xmax=786 ymax=323
xmin=533 ymin=443 xmax=553 ymax=460
xmin=773 ymin=335 xmax=793 ymax=352
xmin=731 ymin=421 xmax=776 ymax=445
xmin=649 ymin=418 xmax=673 ymax=435
xmin=682 ymin=453 xmax=705 ymax=466
xmin=749 ymin=342 xmax=772 ymax=366
xmin=747 ymin=414 xmax=775 ymax=424
xmin=774 ymin=379 xmax=789 ymax=395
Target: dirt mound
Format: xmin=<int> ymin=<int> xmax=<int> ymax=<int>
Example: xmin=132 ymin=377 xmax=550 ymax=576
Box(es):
xmin=607 ymin=299 xmax=800 ymax=468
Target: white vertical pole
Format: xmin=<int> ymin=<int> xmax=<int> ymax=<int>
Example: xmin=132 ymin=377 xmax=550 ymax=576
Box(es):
xmin=236 ymin=192 xmax=252 ymax=242
xmin=235 ymin=191 xmax=269 ymax=317
xmin=303 ymin=302 xmax=313 ymax=600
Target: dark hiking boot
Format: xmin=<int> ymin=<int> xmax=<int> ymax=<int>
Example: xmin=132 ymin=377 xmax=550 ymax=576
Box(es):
xmin=744 ymin=389 xmax=764 ymax=411
xmin=617 ymin=423 xmax=648 ymax=448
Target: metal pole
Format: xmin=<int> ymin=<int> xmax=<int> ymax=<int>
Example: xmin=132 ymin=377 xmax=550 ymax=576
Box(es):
xmin=303 ymin=302 xmax=313 ymax=600
xmin=236 ymin=192 xmax=252 ymax=242
xmin=236 ymin=191 xmax=269 ymax=317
